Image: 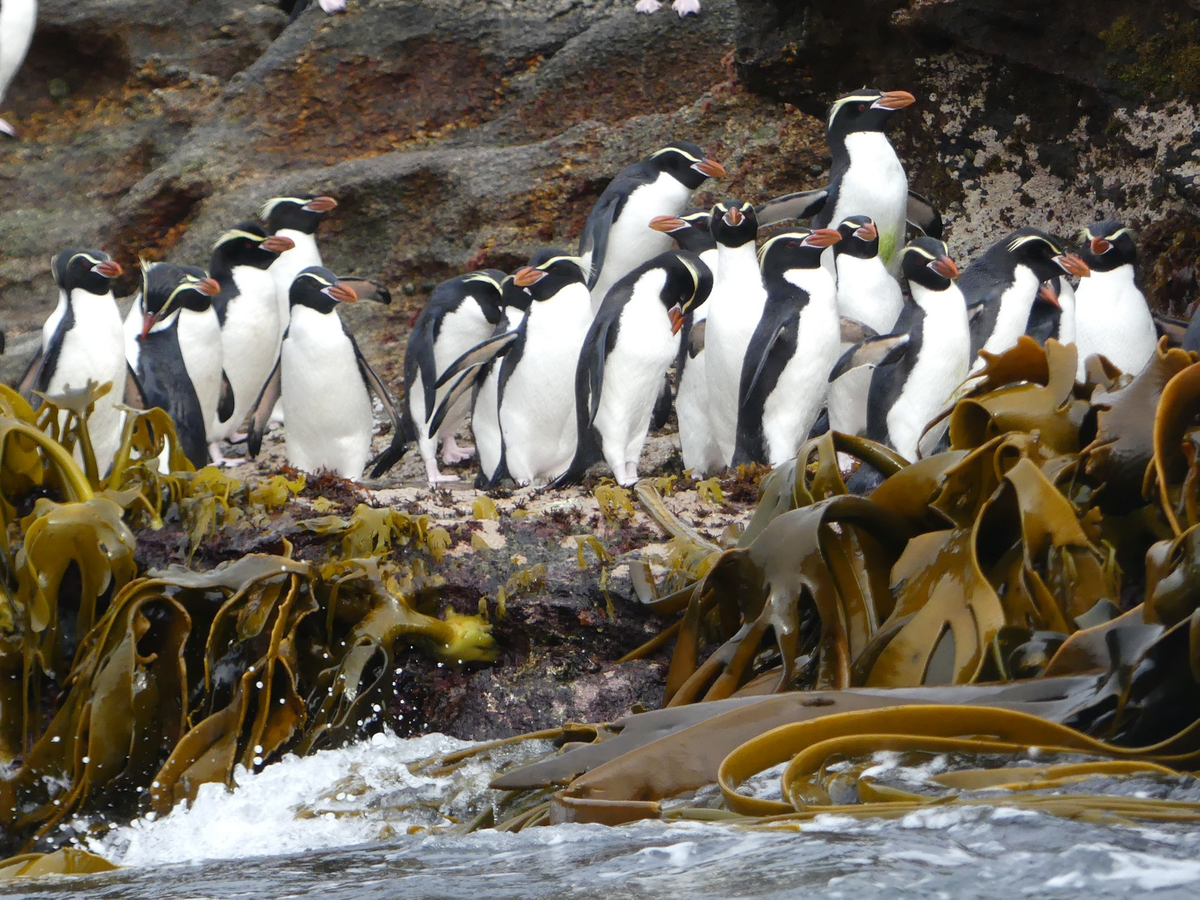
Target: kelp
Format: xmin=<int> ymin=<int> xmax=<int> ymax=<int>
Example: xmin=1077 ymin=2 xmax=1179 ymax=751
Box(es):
xmin=0 ymin=386 xmax=493 ymax=857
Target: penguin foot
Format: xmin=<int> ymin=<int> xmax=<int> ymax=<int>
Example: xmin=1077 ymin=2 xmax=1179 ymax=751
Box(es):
xmin=208 ymin=443 xmax=246 ymax=468
xmin=425 ymin=460 xmax=461 ymax=484
xmin=225 ymin=431 xmax=250 ymax=445
xmin=672 ymin=0 xmax=701 ymax=15
xmin=319 ymin=0 xmax=347 ymax=12
xmin=440 ymin=436 xmax=475 ymax=464
xmin=635 ymin=0 xmax=661 ymax=12
xmin=0 ymin=118 xmax=17 ymax=140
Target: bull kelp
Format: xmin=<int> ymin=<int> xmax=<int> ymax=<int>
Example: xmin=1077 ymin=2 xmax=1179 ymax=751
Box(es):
xmin=417 ymin=338 xmax=1200 ymax=830
xmin=0 ymin=383 xmax=493 ymax=859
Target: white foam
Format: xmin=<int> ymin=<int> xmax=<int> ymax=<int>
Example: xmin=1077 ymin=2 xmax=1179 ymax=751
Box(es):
xmin=1099 ymin=849 xmax=1200 ymax=890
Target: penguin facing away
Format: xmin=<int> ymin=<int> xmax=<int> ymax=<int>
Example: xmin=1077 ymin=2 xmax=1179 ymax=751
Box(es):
xmin=124 ymin=263 xmax=226 ymax=469
xmin=246 ymin=267 xmax=405 ymax=480
xmin=556 ymin=249 xmax=713 ymax=487
xmin=402 ymin=269 xmax=505 ymax=483
xmin=1074 ymin=221 xmax=1156 ymax=379
xmin=734 ymin=227 xmax=842 ymax=468
xmin=0 ymin=0 xmax=37 ymax=138
xmin=19 ymin=248 xmax=127 ymax=474
xmin=579 ymin=141 xmax=724 ymax=312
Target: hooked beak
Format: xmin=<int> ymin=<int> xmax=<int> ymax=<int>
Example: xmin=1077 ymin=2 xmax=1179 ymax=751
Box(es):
xmin=931 ymin=255 xmax=959 ymax=279
xmin=668 ymin=303 xmax=685 ymax=336
xmin=303 ymin=196 xmax=338 ymax=213
xmin=804 ymin=228 xmax=842 ymax=249
xmin=691 ymin=157 xmax=726 ymax=178
xmin=322 ymin=283 xmax=359 ymax=303
xmin=195 ymin=277 xmax=221 ymax=296
xmin=140 ymin=312 xmax=158 ymax=341
xmin=872 ymin=90 xmax=916 ymax=111
xmin=1037 ymin=281 xmax=1061 ymax=309
xmin=650 ymin=215 xmax=687 ymax=233
xmin=855 ymin=221 xmax=878 ymax=242
xmin=92 ymin=260 xmax=123 ymax=278
xmin=263 ymin=235 xmax=296 ymax=254
xmin=1055 ymin=253 xmax=1091 ymax=278
xmin=1089 ymin=237 xmax=1112 ymax=255
xmin=723 ymin=206 xmax=744 ymax=227
xmin=513 ymin=266 xmax=546 ymax=288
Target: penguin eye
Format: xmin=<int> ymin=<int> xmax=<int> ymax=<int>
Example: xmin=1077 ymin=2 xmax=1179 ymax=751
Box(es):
xmin=857 ymin=103 xmax=867 ymax=112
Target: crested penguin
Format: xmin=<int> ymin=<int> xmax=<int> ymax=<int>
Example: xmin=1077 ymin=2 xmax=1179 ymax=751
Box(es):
xmin=124 ymin=263 xmax=225 ymax=469
xmin=557 ymin=250 xmax=712 ymax=486
xmin=246 ymin=267 xmax=404 ymax=479
xmin=262 ymin=194 xmax=337 ymax=346
xmin=701 ymin=200 xmax=763 ymax=468
xmin=1025 ymin=275 xmax=1076 ymax=347
xmin=0 ymin=0 xmax=36 ymax=139
xmin=1073 ymin=222 xmax=1156 ymax=379
xmin=207 ymin=223 xmax=295 ymax=461
xmin=734 ymin=227 xmax=842 ymax=467
xmin=19 ymin=249 xmax=126 ymax=474
xmin=496 ymin=252 xmax=593 ymax=485
xmin=579 ymin=141 xmax=724 ymax=313
xmin=649 ymin=209 xmax=723 ymax=475
xmin=833 ymin=238 xmax=970 ymax=462
xmin=402 ymin=269 xmax=505 ymax=483
xmin=810 ymin=88 xmax=916 ymax=272
xmin=827 ymin=215 xmax=903 ymax=438
xmin=962 ymin=226 xmax=1091 ymax=371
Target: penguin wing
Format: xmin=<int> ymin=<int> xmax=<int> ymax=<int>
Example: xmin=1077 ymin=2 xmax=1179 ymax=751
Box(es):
xmin=550 ymin=316 xmax=614 ymax=488
xmin=829 ymin=333 xmax=911 ymax=382
xmin=123 ymin=363 xmax=147 ymax=409
xmin=434 ymin=330 xmax=520 ymax=390
xmin=428 ymin=367 xmax=482 ymax=438
xmin=345 ymin=333 xmax=409 ymax=479
xmin=839 ymin=318 xmax=879 ymax=344
xmin=754 ymin=188 xmax=829 ymax=227
xmin=16 ymin=347 xmax=45 ymax=400
xmin=578 ymin=169 xmax=654 ymax=289
xmin=740 ymin=304 xmax=801 ymax=408
xmin=218 ymin=371 xmax=236 ymax=423
xmin=687 ymin=318 xmax=706 ymax=359
xmin=1154 ymin=313 xmax=1190 ymax=348
xmin=906 ymin=191 xmax=943 ymax=239
xmin=246 ymin=358 xmax=282 ymax=459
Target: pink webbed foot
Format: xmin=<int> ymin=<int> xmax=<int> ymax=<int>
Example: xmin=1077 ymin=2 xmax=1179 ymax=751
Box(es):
xmin=440 ymin=435 xmax=475 ymax=465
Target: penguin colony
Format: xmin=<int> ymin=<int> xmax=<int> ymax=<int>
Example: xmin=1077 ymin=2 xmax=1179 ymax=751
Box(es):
xmin=12 ymin=88 xmax=1166 ymax=490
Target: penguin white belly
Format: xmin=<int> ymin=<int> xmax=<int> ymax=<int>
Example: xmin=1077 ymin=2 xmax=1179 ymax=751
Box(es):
xmin=1055 ymin=280 xmax=1077 ymax=347
xmin=430 ymin=303 xmax=495 ymax=438
xmin=588 ymin=179 xmax=692 ymax=311
xmin=280 ymin=308 xmax=373 ymax=478
xmin=0 ymin=0 xmax=37 ymax=106
xmin=214 ymin=269 xmax=281 ymax=439
xmin=270 ymin=231 xmax=321 ymax=338
xmin=832 ymin=133 xmax=908 ymax=269
xmin=473 ymin=364 xmax=503 ymax=481
xmin=500 ymin=287 xmax=592 ymax=484
xmin=178 ymin=308 xmax=224 ymax=440
xmin=1075 ymin=268 xmax=1155 ymax=377
xmin=677 ymin=306 xmax=721 ymax=475
xmin=974 ymin=268 xmax=1040 ymax=371
xmin=704 ymin=246 xmax=767 ymax=465
xmin=593 ymin=273 xmax=680 ymax=483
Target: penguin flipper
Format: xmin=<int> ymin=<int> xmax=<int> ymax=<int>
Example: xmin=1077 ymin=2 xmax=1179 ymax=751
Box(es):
xmin=434 ymin=330 xmax=519 ymax=389
xmin=349 ymin=338 xmax=409 ymax=479
xmin=829 ymin=333 xmax=911 ymax=382
xmin=688 ymin=318 xmax=706 ymax=359
xmin=839 ymin=318 xmax=879 ymax=345
xmin=906 ymin=191 xmax=944 ymax=240
xmin=16 ymin=347 xmax=45 ymax=400
xmin=754 ymin=188 xmax=829 ymax=227
xmin=123 ymin=363 xmax=147 ymax=409
xmin=1154 ymin=313 xmax=1190 ymax=348
xmin=428 ymin=367 xmax=482 ymax=438
xmin=740 ymin=306 xmax=799 ymax=408
xmin=218 ymin=371 xmax=236 ymax=423
xmin=246 ymin=359 xmax=282 ymax=459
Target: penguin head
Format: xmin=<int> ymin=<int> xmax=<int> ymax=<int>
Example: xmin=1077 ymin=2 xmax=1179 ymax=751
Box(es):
xmin=512 ymin=250 xmax=589 ymax=301
xmin=899 ymin=237 xmax=959 ymax=291
xmin=757 ymin=227 xmax=842 ymax=273
xmin=289 ymin=266 xmax=359 ymax=313
xmin=261 ymin=194 xmax=338 ymax=235
xmin=1078 ymin=221 xmax=1137 ymax=274
xmin=1001 ymin=227 xmax=1091 ymax=283
xmin=458 ymin=270 xmax=506 ymax=324
xmin=210 ymin=223 xmax=296 ymax=277
xmin=500 ymin=272 xmax=533 ymax=314
xmin=833 ymin=215 xmax=880 ymax=260
xmin=658 ymin=250 xmax=713 ymax=334
xmin=709 ymin=201 xmax=758 ymax=249
xmin=51 ymin=248 xmax=123 ymax=297
xmin=646 ymin=142 xmax=726 ymax=191
xmin=826 ymin=88 xmax=915 ymax=139
xmin=649 ymin=208 xmax=715 ymax=255
xmin=138 ymin=262 xmax=220 ymax=339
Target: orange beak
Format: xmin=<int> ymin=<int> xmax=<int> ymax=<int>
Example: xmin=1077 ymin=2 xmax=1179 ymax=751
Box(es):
xmin=874 ymin=90 xmax=916 ymax=110
xmin=931 ymin=255 xmax=959 ymax=279
xmin=723 ymin=206 xmax=744 ymax=227
xmin=196 ymin=277 xmax=221 ymax=296
xmin=855 ymin=221 xmax=878 ymax=241
xmin=93 ymin=260 xmax=123 ymax=278
xmin=804 ymin=228 xmax=842 ymax=248
xmin=693 ymin=158 xmax=726 ymax=178
xmin=1056 ymin=253 xmax=1091 ymax=278
xmin=668 ymin=304 xmax=685 ymax=336
xmin=324 ymin=283 xmax=358 ymax=303
xmin=513 ymin=266 xmax=545 ymax=288
xmin=1037 ymin=281 xmax=1061 ymax=308
xmin=263 ymin=235 xmax=296 ymax=253
xmin=304 ymin=196 xmax=338 ymax=213
xmin=650 ymin=215 xmax=687 ymax=233
xmin=1089 ymin=237 xmax=1111 ymax=255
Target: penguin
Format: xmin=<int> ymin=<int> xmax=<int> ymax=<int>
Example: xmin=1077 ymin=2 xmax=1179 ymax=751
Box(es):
xmin=827 ymin=215 xmax=904 ymax=438
xmin=1073 ymin=222 xmax=1156 ymax=378
xmin=579 ymin=141 xmax=724 ymax=312
xmin=124 ymin=263 xmax=226 ymax=469
xmin=402 ymin=269 xmax=505 ymax=483
xmin=18 ymin=248 xmax=126 ymax=473
xmin=635 ymin=0 xmax=701 ymax=15
xmin=556 ymin=250 xmax=712 ymax=486
xmin=1025 ymin=275 xmax=1076 ymax=347
xmin=246 ymin=267 xmax=405 ymax=480
xmin=649 ymin=209 xmax=722 ymax=475
xmin=496 ymin=252 xmax=593 ymax=485
xmin=206 ymin=223 xmax=295 ymax=463
xmin=809 ymin=88 xmax=916 ymax=271
xmin=701 ymin=200 xmax=763 ymax=468
xmin=281 ymin=0 xmax=346 ymax=23
xmin=262 ymin=194 xmax=337 ymax=347
xmin=0 ymin=0 xmax=36 ymax=139
xmin=962 ymin=226 xmax=1091 ymax=371
xmin=734 ymin=227 xmax=842 ymax=467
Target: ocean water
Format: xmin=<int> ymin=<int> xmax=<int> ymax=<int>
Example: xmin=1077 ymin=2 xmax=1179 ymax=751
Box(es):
xmin=6 ymin=731 xmax=1200 ymax=899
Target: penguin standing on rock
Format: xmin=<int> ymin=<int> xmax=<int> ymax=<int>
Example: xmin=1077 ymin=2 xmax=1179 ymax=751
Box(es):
xmin=1074 ymin=222 xmax=1156 ymax=378
xmin=734 ymin=227 xmax=842 ymax=467
xmin=124 ymin=263 xmax=226 ymax=469
xmin=18 ymin=249 xmax=126 ymax=473
xmin=402 ymin=270 xmax=505 ymax=483
xmin=247 ymin=267 xmax=405 ymax=480
xmin=0 ymin=0 xmax=37 ymax=138
xmin=556 ymin=250 xmax=712 ymax=487
xmin=579 ymin=141 xmax=724 ymax=312
xmin=635 ymin=1 xmax=701 ymax=16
